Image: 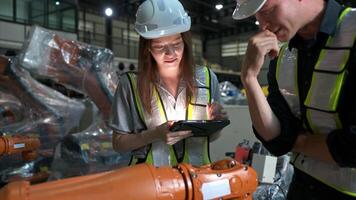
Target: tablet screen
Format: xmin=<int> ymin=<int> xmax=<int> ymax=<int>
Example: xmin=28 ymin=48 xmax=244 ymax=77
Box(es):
xmin=170 ymin=120 xmax=230 ymax=137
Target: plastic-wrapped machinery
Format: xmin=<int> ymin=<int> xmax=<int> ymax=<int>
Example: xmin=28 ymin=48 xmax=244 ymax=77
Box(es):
xmin=19 ymin=26 xmax=119 ymax=120
xmin=0 ymin=26 xmax=126 ymax=184
xmin=49 ymin=120 xmax=131 ymax=180
xmin=0 ymin=58 xmax=85 ymax=150
xmin=0 ymin=57 xmax=86 ymax=184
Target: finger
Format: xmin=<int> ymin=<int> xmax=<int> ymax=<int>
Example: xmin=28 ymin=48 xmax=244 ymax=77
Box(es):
xmin=168 ymin=133 xmax=192 ymax=143
xmin=169 ymin=130 xmax=192 ymax=137
xmin=209 ymin=107 xmax=226 ymax=117
xmin=253 ymin=32 xmax=278 ymax=45
xmin=256 ymin=36 xmax=278 ymax=45
xmin=266 ymin=44 xmax=279 ymax=59
xmin=216 ymin=110 xmax=227 ymax=117
xmin=166 ymin=137 xmax=177 ymax=145
xmin=167 ymin=121 xmax=175 ymax=127
xmin=262 ymin=29 xmax=277 ymax=38
xmin=167 ymin=139 xmax=180 ymax=145
xmin=258 ymin=39 xmax=278 ymax=47
xmin=210 ymin=112 xmax=229 ymax=120
xmin=257 ymin=29 xmax=273 ymax=37
xmin=258 ymin=40 xmax=279 ymax=50
xmin=208 ymin=103 xmax=224 ymax=114
xmin=211 ymin=115 xmax=223 ymax=120
xmin=268 ymin=42 xmax=280 ymax=59
xmin=259 ymin=42 xmax=280 ymax=56
xmin=210 ymin=103 xmax=223 ymax=110
xmin=167 ymin=133 xmax=192 ymax=145
xmin=252 ymin=32 xmax=278 ymax=45
xmin=248 ymin=40 xmax=278 ymax=59
xmin=158 ymin=121 xmax=171 ymax=131
xmin=185 ymin=132 xmax=193 ymax=138
xmin=268 ymin=50 xmax=279 ymax=59
xmin=176 ymin=133 xmax=193 ymax=141
xmin=165 ymin=121 xmax=175 ymax=130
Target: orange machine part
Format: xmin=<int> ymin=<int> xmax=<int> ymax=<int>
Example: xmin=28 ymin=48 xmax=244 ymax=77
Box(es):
xmin=0 ymin=135 xmax=40 ymax=161
xmin=0 ymin=159 xmax=257 ymax=200
xmin=180 ymin=159 xmax=258 ymax=200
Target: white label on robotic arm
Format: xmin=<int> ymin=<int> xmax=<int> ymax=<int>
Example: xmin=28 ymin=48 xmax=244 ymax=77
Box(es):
xmin=201 ymin=179 xmax=231 ymax=200
xmin=14 ymin=143 xmax=25 ymax=149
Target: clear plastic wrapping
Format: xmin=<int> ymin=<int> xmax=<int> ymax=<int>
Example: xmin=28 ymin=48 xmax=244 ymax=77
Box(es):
xmin=49 ymin=120 xmax=131 ymax=180
xmin=19 ymin=26 xmax=119 ymax=120
xmin=253 ymin=155 xmax=294 ymax=199
xmin=0 ymin=91 xmax=24 ymax=127
xmin=0 ymin=25 xmax=128 ymax=184
xmin=0 ymin=58 xmax=85 ymax=184
xmin=219 ymin=81 xmax=246 ymax=105
xmin=0 ymin=59 xmax=85 ymax=147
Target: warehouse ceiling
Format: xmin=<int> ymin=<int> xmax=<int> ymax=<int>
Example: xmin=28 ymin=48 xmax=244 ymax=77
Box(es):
xmin=77 ymin=0 xmax=258 ymax=39
xmin=77 ymin=0 xmax=356 ymax=39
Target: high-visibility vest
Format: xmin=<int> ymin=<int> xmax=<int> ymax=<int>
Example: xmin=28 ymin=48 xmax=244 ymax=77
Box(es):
xmin=275 ymin=8 xmax=356 ymax=196
xmin=127 ymin=66 xmax=212 ymax=166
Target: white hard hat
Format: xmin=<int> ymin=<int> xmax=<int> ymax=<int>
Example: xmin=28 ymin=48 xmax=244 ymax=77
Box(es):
xmin=135 ymin=0 xmax=191 ymax=39
xmin=232 ymin=0 xmax=267 ymax=20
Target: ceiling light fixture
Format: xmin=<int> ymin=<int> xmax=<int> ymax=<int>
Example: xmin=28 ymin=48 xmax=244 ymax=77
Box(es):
xmin=215 ymin=4 xmax=223 ymax=10
xmin=105 ymin=8 xmax=113 ymax=17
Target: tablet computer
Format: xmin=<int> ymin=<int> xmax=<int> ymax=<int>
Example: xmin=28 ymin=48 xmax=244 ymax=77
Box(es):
xmin=169 ymin=120 xmax=230 ymax=137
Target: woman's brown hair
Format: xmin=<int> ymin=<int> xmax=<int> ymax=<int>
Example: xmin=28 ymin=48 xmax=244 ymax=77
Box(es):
xmin=137 ymin=31 xmax=196 ymax=114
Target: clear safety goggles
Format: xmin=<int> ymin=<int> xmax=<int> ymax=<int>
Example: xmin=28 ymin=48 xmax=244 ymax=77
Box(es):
xmin=150 ymin=40 xmax=184 ymax=54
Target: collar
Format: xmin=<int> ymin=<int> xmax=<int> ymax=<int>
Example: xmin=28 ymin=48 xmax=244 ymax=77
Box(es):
xmin=319 ymin=0 xmax=342 ymax=35
xmin=289 ymin=0 xmax=342 ymax=49
xmin=156 ymin=76 xmax=186 ymax=96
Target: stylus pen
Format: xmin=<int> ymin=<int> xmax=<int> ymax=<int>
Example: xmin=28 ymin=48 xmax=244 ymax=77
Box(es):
xmin=190 ymin=99 xmax=214 ymax=107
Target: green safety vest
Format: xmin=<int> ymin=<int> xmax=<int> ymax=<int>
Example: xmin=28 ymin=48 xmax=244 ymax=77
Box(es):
xmin=127 ymin=66 xmax=212 ymax=166
xmin=275 ymin=8 xmax=356 ymax=196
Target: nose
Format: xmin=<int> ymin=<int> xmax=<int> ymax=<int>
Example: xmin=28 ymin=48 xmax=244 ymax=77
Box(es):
xmin=260 ymin=23 xmax=269 ymax=31
xmin=164 ymin=45 xmax=176 ymax=55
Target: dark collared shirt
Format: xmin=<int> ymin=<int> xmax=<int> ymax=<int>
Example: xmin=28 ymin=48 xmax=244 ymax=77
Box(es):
xmin=254 ymin=0 xmax=356 ymax=167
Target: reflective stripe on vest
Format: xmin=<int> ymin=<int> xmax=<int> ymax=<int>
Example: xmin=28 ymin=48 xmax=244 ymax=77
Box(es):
xmin=276 ymin=8 xmax=356 ymax=196
xmin=127 ymin=73 xmax=178 ymax=166
xmin=127 ymin=66 xmax=212 ymax=166
xmin=276 ymin=44 xmax=300 ymax=118
xmin=183 ymin=66 xmax=211 ymax=165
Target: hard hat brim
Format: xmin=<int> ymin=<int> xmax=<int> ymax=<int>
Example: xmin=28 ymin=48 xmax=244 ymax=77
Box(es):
xmin=137 ymin=25 xmax=190 ymax=39
xmin=135 ymin=18 xmax=191 ymax=39
xmin=232 ymin=0 xmax=267 ymax=20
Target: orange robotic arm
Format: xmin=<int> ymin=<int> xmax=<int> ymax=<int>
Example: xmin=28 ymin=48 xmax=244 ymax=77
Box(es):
xmin=0 ymin=135 xmax=40 ymax=161
xmin=0 ymin=159 xmax=257 ymax=200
